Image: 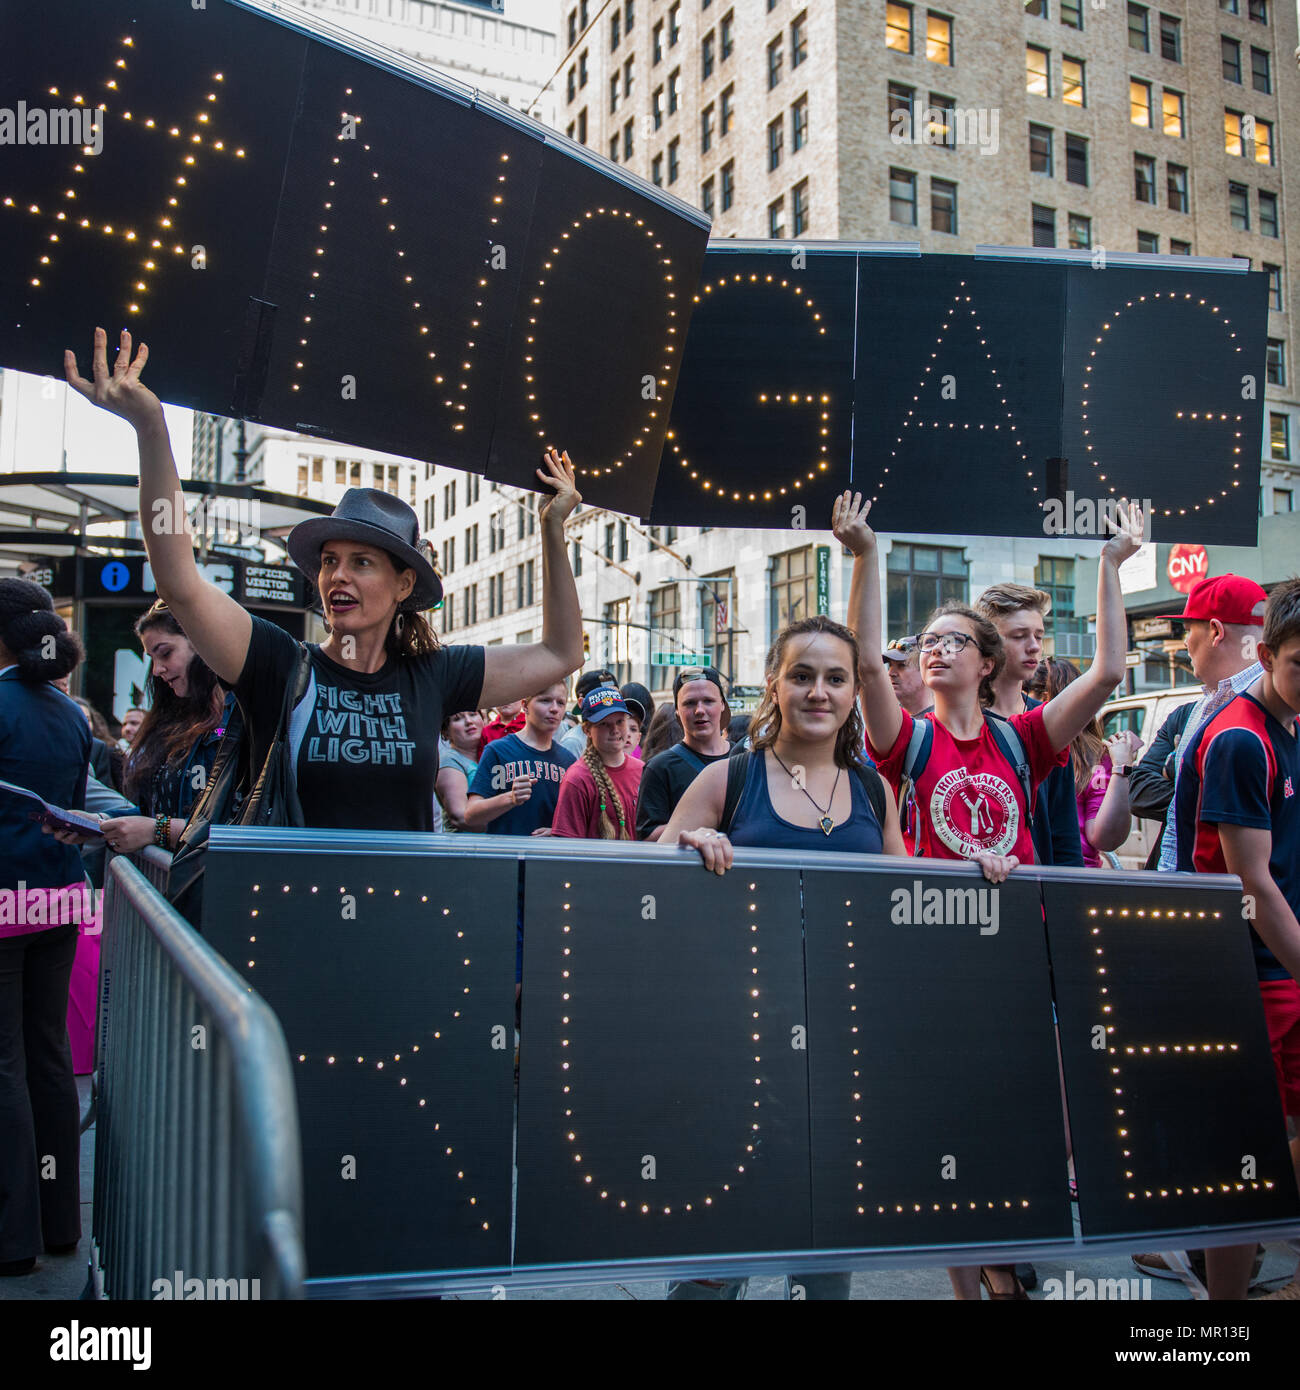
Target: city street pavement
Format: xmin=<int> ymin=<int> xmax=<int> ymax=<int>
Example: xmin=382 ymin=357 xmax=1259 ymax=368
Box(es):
xmin=2 ymin=1073 xmax=1293 ymax=1302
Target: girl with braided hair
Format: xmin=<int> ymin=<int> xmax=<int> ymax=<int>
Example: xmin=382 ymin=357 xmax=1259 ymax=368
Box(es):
xmin=552 ymin=686 xmax=643 ymax=840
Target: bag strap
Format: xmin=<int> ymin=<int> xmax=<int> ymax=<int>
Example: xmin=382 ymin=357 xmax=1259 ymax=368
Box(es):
xmin=852 ymin=761 xmax=888 ymax=829
xmin=898 ymin=716 xmax=932 ymax=857
xmin=983 ymin=710 xmax=1035 ymax=822
xmin=720 ymin=748 xmax=751 ymax=835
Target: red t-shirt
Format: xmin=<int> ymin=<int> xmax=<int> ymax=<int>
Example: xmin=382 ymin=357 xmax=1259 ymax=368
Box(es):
xmin=478 ymin=710 xmax=526 ymax=753
xmin=552 ymin=755 xmax=644 ymax=839
xmin=869 ymin=705 xmax=1067 ymax=862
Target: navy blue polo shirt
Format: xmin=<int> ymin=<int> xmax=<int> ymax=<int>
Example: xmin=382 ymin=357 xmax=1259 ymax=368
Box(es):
xmin=0 ymin=668 xmax=91 ymax=891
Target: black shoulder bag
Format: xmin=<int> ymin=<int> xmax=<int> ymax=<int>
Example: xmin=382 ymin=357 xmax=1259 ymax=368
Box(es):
xmin=167 ymin=644 xmax=312 ymax=926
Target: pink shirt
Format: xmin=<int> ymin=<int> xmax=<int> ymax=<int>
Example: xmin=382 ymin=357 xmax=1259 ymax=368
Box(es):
xmin=1076 ymin=751 xmax=1111 ymax=869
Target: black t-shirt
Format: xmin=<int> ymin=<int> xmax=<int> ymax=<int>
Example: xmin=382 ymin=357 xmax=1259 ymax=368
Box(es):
xmin=234 ymin=616 xmax=484 ymax=832
xmin=634 ymin=741 xmax=731 ymax=840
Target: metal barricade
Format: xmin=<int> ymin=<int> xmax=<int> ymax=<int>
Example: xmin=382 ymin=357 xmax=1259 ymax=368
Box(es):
xmin=92 ymin=854 xmax=305 ymax=1300
xmin=136 ymin=844 xmax=173 ymax=896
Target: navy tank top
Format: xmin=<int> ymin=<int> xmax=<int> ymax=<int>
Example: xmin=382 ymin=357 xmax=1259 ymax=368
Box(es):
xmin=728 ymin=752 xmax=883 ymax=854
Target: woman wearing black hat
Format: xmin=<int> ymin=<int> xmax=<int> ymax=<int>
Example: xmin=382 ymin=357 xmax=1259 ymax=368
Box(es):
xmin=66 ymin=329 xmax=585 ymax=833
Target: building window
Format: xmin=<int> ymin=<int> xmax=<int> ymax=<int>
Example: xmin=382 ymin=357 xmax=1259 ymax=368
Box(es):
xmin=571 ymin=541 xmax=582 ymax=577
xmin=1062 ymin=56 xmax=1085 ymax=106
xmin=618 ymin=520 xmax=629 ymax=562
xmin=1162 ymin=88 xmax=1184 ymax=138
xmin=1251 ymin=46 xmax=1271 ymax=93
xmin=1060 ymin=0 xmax=1082 ymax=27
xmin=669 ymin=1 xmax=681 ymax=45
xmin=791 ymin=11 xmax=808 ymax=67
xmin=1224 ymin=108 xmax=1245 ymax=156
xmin=442 ymin=590 xmax=453 ymax=634
xmin=769 ymin=196 xmax=786 ymax=239
xmin=721 ymin=84 xmax=735 ymax=134
xmin=1167 ymin=161 xmax=1188 ymax=211
xmin=443 ymin=536 xmax=456 ymax=574
xmin=886 ymin=543 xmax=969 ymax=640
xmin=1260 ymin=191 xmax=1278 ymax=238
xmin=651 ymin=153 xmax=663 ymax=186
xmin=1032 ymin=202 xmax=1056 ymax=246
xmin=1170 ymin=238 xmax=1191 ymax=254
xmin=577 ymin=108 xmax=587 ymax=143
xmin=1034 ymin=557 xmax=1091 ymax=661
xmin=1026 ymin=45 xmax=1050 ymax=98
xmin=927 ymin=11 xmax=953 ymax=65
xmin=1025 ymin=0 xmax=1047 ymax=15
xmin=701 ymin=104 xmax=714 ymax=152
xmin=1221 ymin=0 xmax=1239 ymax=12
xmin=768 ymin=36 xmax=784 ymax=89
xmin=1222 ymin=37 xmax=1242 ymax=83
xmin=722 ymin=10 xmax=735 ymax=59
xmin=1128 ymin=2 xmax=1149 ymax=51
xmin=608 ymin=135 xmax=620 ymax=162
xmin=793 ymin=178 xmax=810 ymax=235
xmin=668 ymin=136 xmax=680 ymax=183
xmin=886 ymin=1 xmax=913 ymax=53
xmin=491 ymin=572 xmax=504 ymax=618
xmin=1248 ymin=0 xmax=1266 ymax=21
xmin=1271 ymin=413 xmax=1290 ymax=461
xmin=931 ymin=177 xmax=957 ymax=233
xmin=889 ymin=82 xmax=916 ymax=140
xmin=1029 ymin=123 xmax=1053 ymax=175
xmin=769 ymin=546 xmax=816 ymax=636
xmin=1065 ymin=132 xmax=1088 ymax=185
xmin=611 ymin=9 xmax=621 ymax=51
xmin=669 ymin=68 xmax=681 ymax=114
xmin=568 ymin=8 xmax=578 ymax=47
xmin=1266 ymin=339 xmax=1286 ymax=386
xmin=929 ymin=92 xmax=955 ymax=148
xmin=1159 ymin=13 xmax=1181 ymax=62
xmin=604 ymin=522 xmax=615 ymax=559
xmin=653 ymin=19 xmax=663 ymax=63
xmin=464 ymin=584 xmax=477 ymax=628
xmin=1134 ymin=153 xmax=1156 ymax=203
xmin=653 ymin=85 xmax=664 ymax=129
xmin=702 ymin=177 xmax=715 ymax=218
xmin=1263 ymin=263 xmax=1282 ymax=311
xmin=768 ymin=115 xmax=784 ymax=170
xmin=1254 ymin=119 xmax=1273 ymax=166
xmin=792 ymin=95 xmax=809 ymax=150
xmin=702 ymin=30 xmax=715 ymax=79
xmin=890 ymin=167 xmax=918 ymax=225
xmin=1067 ymin=212 xmax=1091 ymax=249
xmin=1273 ymin=489 xmax=1292 ymax=514
xmin=1137 ymin=230 xmax=1159 ymax=253
xmin=1130 ymin=79 xmax=1153 ymax=127
xmin=721 ymin=160 xmax=735 ymax=211
xmin=624 ymin=119 xmax=634 ymax=159
xmin=1228 ymin=181 xmax=1250 ymax=230
xmin=649 ymin=585 xmax=681 ymax=691
xmin=603 ymin=599 xmax=632 ymax=685
xmin=626 ymin=1 xmax=634 ymax=31
xmin=579 ymin=50 xmax=588 ymax=87
xmin=567 ymin=67 xmax=576 ymax=103
xmin=701 ymin=572 xmax=736 ymax=681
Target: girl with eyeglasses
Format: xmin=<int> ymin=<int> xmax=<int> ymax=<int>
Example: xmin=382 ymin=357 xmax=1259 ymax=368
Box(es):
xmin=850 ymin=496 xmax=1143 ymax=1300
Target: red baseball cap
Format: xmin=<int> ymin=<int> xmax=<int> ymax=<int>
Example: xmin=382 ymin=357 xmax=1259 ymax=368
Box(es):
xmin=1155 ymin=574 xmax=1267 ymax=626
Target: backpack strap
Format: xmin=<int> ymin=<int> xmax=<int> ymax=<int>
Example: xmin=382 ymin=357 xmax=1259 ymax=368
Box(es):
xmin=898 ymin=716 xmax=933 ymax=857
xmin=852 ymin=761 xmax=888 ymax=831
xmin=719 ymin=748 xmax=752 ymax=835
xmin=983 ymin=710 xmax=1035 ymax=823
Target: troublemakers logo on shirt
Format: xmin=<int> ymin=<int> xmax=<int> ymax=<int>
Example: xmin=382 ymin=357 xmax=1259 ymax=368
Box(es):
xmin=929 ymin=767 xmax=1019 ymax=857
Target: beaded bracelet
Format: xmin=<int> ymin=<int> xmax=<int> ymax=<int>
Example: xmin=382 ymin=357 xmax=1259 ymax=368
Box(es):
xmin=154 ymin=814 xmax=171 ymax=849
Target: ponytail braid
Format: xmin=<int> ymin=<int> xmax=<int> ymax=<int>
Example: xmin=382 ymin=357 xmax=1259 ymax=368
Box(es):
xmin=581 ymin=737 xmax=630 ymax=839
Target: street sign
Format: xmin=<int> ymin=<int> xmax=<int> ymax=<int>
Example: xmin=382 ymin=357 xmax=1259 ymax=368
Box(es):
xmin=816 ymin=546 xmax=830 ymax=616
xmin=1133 ymin=616 xmax=1173 ymax=640
xmin=651 ymin=652 xmax=710 ymax=666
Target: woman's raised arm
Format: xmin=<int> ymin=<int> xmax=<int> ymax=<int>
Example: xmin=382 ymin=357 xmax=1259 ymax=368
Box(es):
xmin=65 ymin=329 xmax=251 ymax=685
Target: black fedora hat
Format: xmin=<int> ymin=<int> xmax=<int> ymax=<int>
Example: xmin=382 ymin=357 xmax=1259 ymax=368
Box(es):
xmin=287 ymin=488 xmax=442 ymax=612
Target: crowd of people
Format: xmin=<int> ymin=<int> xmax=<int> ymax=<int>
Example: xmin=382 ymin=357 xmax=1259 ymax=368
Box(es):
xmin=0 ymin=327 xmax=1296 ymax=1303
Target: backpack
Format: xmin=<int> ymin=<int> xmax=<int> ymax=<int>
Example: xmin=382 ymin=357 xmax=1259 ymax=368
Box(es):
xmin=720 ymin=747 xmax=887 ymax=836
xmin=896 ymin=712 xmax=1034 ymax=858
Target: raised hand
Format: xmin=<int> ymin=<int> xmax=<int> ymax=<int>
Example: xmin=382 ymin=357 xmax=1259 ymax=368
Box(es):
xmin=536 ymin=447 xmax=582 ymax=527
xmin=1105 ymin=729 xmax=1143 ymax=773
xmin=831 ymin=490 xmax=875 ymax=557
xmin=64 ymin=328 xmax=165 ymax=432
xmin=1101 ymin=499 xmax=1145 ymax=568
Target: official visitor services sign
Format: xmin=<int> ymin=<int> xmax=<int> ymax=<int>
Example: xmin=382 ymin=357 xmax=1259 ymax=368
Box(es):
xmin=0 ymin=0 xmax=708 ymax=520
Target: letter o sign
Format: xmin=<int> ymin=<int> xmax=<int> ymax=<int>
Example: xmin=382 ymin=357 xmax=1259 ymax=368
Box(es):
xmin=1167 ymin=543 xmax=1208 ymax=595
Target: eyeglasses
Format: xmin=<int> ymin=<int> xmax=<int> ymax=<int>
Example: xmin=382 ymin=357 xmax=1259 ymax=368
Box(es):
xmin=916 ymin=631 xmax=979 ymax=656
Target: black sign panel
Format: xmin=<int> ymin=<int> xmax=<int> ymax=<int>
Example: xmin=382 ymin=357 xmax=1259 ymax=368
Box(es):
xmin=201 ymin=844 xmax=517 ymax=1277
xmin=1047 ymin=877 xmax=1298 ymax=1237
xmin=804 ymin=867 xmax=1072 ymax=1249
xmin=651 ymin=249 xmax=1267 ymax=543
xmin=0 ymin=0 xmax=706 ymax=514
xmin=515 ymin=858 xmax=812 ymax=1265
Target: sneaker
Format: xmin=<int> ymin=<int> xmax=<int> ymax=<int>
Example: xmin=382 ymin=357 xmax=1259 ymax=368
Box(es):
xmin=1132 ymin=1251 xmax=1202 ymax=1281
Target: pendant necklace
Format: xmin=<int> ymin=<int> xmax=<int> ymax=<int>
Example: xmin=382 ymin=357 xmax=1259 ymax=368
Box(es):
xmin=770 ymin=750 xmax=843 ymax=835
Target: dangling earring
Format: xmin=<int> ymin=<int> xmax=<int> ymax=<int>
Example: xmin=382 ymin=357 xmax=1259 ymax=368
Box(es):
xmin=395 ymin=612 xmax=405 ymax=638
